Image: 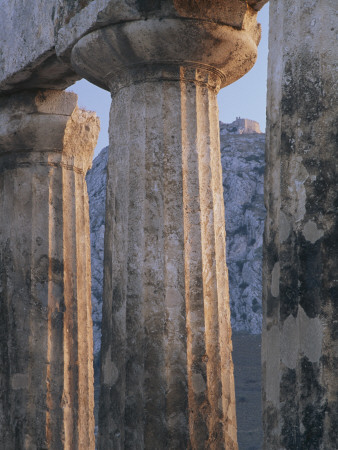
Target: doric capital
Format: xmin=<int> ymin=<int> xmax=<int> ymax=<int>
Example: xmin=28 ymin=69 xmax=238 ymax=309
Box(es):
xmin=70 ymin=1 xmax=261 ymax=91
xmin=0 ymin=90 xmax=100 ymax=173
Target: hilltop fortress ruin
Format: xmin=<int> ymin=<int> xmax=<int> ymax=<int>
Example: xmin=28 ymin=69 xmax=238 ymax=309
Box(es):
xmin=0 ymin=1 xmax=337 ymax=449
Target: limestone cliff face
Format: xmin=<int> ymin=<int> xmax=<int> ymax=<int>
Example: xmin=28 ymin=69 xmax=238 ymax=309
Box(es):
xmin=220 ymin=121 xmax=265 ymax=334
xmin=87 ymin=120 xmax=265 ymax=355
xmin=86 ymin=146 xmax=108 ymax=357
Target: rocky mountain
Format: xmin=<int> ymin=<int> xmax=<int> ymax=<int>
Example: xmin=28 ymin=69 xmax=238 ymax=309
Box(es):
xmin=86 ymin=119 xmax=265 ymax=357
xmin=220 ymin=120 xmax=265 ymax=334
xmin=86 ymin=145 xmax=108 ymax=359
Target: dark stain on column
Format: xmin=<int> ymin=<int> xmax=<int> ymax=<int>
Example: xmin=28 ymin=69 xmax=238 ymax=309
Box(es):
xmin=280 ymin=368 xmax=300 ymax=449
xmin=298 ymin=238 xmax=322 ymax=319
xmin=0 ymin=244 xmax=11 ymax=448
xmin=263 ymin=239 xmax=279 ymax=320
xmin=137 ymin=0 xmax=161 ymax=12
xmin=262 ymin=404 xmax=279 ymax=448
xmin=299 ymin=358 xmax=326 ymax=449
xmin=280 ymin=234 xmax=299 ymax=322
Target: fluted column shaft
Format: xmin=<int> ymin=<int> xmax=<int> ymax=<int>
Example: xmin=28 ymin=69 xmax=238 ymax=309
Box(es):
xmin=98 ymin=66 xmax=236 ymax=450
xmin=0 ymin=90 xmax=100 ymax=449
xmin=70 ymin=4 xmax=262 ymax=448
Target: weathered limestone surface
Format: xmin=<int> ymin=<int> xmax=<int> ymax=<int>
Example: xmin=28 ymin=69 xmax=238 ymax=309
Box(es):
xmin=263 ymin=0 xmax=338 ymax=448
xmin=0 ymin=90 xmax=99 ymax=449
xmin=71 ymin=1 xmax=262 ymax=448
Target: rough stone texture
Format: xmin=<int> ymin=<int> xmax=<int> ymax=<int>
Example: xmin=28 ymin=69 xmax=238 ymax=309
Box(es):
xmin=71 ymin=3 xmax=263 ymax=448
xmin=221 ymin=123 xmax=265 ymax=334
xmin=59 ymin=0 xmax=262 ymax=66
xmin=86 ymin=125 xmax=266 ymax=443
xmin=263 ymin=0 xmax=338 ymax=448
xmin=0 ymin=90 xmax=100 ymax=449
xmin=2 ymin=1 xmax=337 ymax=448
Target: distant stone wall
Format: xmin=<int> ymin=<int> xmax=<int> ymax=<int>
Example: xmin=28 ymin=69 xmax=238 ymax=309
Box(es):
xmin=223 ymin=118 xmax=262 ymax=134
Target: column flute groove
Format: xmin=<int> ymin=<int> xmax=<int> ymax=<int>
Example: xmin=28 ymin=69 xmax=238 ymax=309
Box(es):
xmin=181 ymin=78 xmax=209 ymax=449
xmin=125 ymin=84 xmax=146 ymax=448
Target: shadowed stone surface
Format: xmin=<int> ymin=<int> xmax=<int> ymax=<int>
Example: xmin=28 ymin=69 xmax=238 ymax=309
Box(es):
xmin=0 ymin=90 xmax=100 ymax=449
xmin=263 ymin=0 xmax=338 ymax=448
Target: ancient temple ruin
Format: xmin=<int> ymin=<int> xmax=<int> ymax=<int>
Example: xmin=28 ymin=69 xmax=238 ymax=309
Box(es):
xmin=0 ymin=1 xmax=337 ymax=449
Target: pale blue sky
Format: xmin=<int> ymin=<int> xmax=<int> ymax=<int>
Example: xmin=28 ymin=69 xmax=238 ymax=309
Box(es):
xmin=68 ymin=4 xmax=269 ymax=156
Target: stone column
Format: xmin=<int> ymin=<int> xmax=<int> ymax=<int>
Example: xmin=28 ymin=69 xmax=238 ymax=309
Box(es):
xmin=0 ymin=90 xmax=100 ymax=449
xmin=263 ymin=0 xmax=338 ymax=448
xmin=102 ymin=67 xmax=237 ymax=450
xmin=71 ymin=3 xmax=262 ymax=448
